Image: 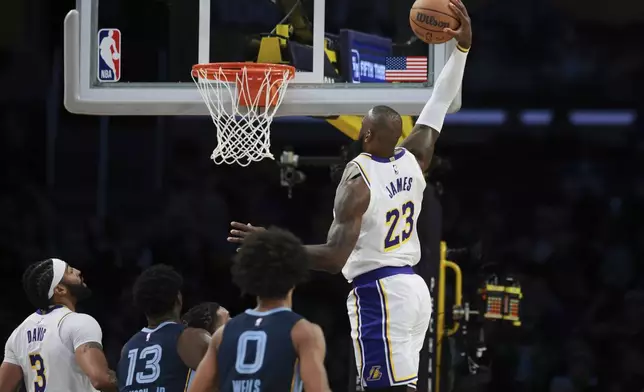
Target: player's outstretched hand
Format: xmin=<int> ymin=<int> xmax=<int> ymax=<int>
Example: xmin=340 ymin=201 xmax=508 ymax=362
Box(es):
xmin=443 ymin=0 xmax=472 ymax=49
xmin=228 ymin=221 xmax=266 ymax=244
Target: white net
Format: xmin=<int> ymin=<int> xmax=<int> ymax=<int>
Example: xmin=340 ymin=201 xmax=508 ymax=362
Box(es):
xmin=192 ymin=64 xmax=294 ymax=167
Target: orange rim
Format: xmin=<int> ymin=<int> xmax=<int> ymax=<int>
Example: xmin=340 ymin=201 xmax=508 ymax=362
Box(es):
xmin=191 ymin=62 xmax=296 ymax=81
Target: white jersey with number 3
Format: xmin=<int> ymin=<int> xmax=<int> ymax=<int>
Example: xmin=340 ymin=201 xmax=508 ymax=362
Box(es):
xmin=339 ymin=147 xmax=426 ymax=281
xmin=3 ymin=306 xmax=101 ymax=392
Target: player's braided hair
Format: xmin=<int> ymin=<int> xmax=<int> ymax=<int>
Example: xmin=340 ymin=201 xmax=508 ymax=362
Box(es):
xmin=22 ymin=259 xmax=55 ymax=310
xmin=182 ymin=302 xmax=220 ymax=332
xmin=133 ymin=264 xmax=183 ymax=319
xmin=232 ymin=227 xmax=309 ymax=299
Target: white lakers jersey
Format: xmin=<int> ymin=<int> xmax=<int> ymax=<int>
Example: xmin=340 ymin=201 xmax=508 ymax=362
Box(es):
xmin=340 ymin=147 xmax=426 ymax=281
xmin=3 ymin=306 xmax=100 ymax=392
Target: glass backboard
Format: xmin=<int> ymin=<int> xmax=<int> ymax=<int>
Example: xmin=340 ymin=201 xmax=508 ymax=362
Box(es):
xmin=65 ymin=0 xmax=461 ymax=116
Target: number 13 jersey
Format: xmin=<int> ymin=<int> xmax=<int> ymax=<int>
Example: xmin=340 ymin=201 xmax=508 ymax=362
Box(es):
xmin=117 ymin=321 xmax=191 ymax=392
xmin=339 ymin=147 xmax=426 ymax=282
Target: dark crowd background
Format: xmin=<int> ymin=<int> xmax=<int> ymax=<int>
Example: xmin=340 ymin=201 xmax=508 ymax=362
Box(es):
xmin=1 ymin=0 xmax=643 ymax=391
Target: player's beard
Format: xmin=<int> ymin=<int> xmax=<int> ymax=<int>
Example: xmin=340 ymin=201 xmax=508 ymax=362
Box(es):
xmin=65 ymin=282 xmax=92 ymax=302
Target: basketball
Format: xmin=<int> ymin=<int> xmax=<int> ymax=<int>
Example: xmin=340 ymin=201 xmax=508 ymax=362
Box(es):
xmin=410 ymin=0 xmax=460 ymax=44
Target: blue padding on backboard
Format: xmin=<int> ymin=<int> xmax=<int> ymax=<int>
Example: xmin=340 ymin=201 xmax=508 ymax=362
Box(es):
xmin=339 ymin=29 xmax=392 ymax=83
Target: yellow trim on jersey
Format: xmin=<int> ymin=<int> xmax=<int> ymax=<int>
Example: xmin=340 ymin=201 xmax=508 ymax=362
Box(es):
xmin=352 ymin=290 xmax=364 ymax=380
xmin=183 ymin=369 xmax=192 ymax=391
xmin=400 ymin=200 xmax=415 ymax=246
xmin=57 ymin=311 xmax=73 ymax=328
xmin=377 ymin=281 xmax=417 ymax=383
xmin=28 ymin=352 xmax=46 ymax=389
xmin=383 ymin=206 xmax=402 ymax=252
xmin=352 ymin=161 xmax=371 ymax=188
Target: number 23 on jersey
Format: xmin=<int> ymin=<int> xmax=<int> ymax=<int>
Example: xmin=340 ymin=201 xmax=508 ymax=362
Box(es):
xmin=384 ymin=201 xmax=415 ymax=251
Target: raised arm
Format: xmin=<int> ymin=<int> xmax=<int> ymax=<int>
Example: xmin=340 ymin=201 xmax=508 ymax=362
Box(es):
xmin=177 ymin=327 xmax=212 ymax=370
xmin=188 ymin=325 xmax=224 ymax=392
xmin=401 ymin=0 xmax=472 ymax=172
xmin=0 ymin=331 xmax=23 ymax=392
xmin=65 ymin=314 xmax=118 ymax=391
xmin=291 ymin=320 xmax=331 ymax=392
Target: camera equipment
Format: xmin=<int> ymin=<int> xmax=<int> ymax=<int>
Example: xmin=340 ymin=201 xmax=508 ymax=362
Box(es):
xmin=279 ymin=150 xmax=343 ymax=198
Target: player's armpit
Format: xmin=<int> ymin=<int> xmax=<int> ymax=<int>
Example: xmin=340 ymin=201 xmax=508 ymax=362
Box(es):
xmin=305 ymin=176 xmax=369 ymax=274
xmin=178 ymin=327 xmax=212 ymax=370
xmin=400 ymin=124 xmax=440 ymax=173
xmin=74 ymin=342 xmax=118 ymax=391
xmin=0 ymin=362 xmax=23 ymax=392
xmin=291 ymin=320 xmax=331 ymax=392
xmin=188 ymin=325 xmax=223 ymax=392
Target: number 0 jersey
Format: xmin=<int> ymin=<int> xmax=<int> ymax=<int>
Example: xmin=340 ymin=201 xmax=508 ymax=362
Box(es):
xmin=217 ymin=308 xmax=304 ymax=392
xmin=2 ymin=305 xmax=101 ymax=392
xmin=339 ymin=147 xmax=426 ymax=281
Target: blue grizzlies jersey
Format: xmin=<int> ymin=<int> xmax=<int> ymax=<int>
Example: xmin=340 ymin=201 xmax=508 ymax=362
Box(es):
xmin=117 ymin=321 xmax=191 ymax=392
xmin=218 ymin=307 xmax=304 ymax=392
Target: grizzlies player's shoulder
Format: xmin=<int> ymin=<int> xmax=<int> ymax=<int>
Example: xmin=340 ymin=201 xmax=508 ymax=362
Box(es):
xmin=177 ymin=326 xmax=211 ymax=370
xmin=290 ymin=319 xmax=325 ymax=350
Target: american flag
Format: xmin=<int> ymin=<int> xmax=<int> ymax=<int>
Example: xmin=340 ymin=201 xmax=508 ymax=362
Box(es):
xmin=385 ymin=56 xmax=428 ymax=82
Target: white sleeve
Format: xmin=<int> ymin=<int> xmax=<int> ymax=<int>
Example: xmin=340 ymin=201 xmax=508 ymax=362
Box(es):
xmin=59 ymin=313 xmax=103 ymax=351
xmin=3 ymin=329 xmax=19 ymax=365
xmin=415 ymin=46 xmax=469 ymax=133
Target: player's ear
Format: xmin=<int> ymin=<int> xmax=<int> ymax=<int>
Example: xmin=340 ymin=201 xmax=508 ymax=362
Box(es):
xmin=53 ymin=284 xmax=67 ymax=297
xmin=363 ymin=129 xmax=372 ymax=143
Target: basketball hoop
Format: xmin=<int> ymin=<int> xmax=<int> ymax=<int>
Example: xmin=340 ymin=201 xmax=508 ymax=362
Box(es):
xmin=191 ymin=62 xmax=296 ymax=166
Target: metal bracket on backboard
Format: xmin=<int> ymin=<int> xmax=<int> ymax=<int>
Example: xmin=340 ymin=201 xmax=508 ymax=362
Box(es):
xmin=64 ymin=0 xmax=461 ymax=116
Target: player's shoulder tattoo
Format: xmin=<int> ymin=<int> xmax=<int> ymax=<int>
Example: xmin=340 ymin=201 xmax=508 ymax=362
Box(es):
xmin=344 ymin=161 xmax=360 ymax=175
xmin=340 ymin=162 xmax=361 ymax=184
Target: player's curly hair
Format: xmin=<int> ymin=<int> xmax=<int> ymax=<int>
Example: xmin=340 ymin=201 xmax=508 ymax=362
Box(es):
xmin=231 ymin=227 xmax=309 ymax=299
xmin=22 ymin=259 xmax=56 ymax=310
xmin=182 ymin=302 xmax=220 ymax=332
xmin=133 ymin=264 xmax=183 ymax=318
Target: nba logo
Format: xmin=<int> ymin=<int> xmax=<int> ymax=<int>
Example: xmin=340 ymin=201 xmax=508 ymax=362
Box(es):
xmin=351 ymin=49 xmax=361 ymax=83
xmin=97 ymin=29 xmax=121 ymax=82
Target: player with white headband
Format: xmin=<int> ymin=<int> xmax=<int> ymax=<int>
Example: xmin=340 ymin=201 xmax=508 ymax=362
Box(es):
xmin=0 ymin=258 xmax=118 ymax=392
